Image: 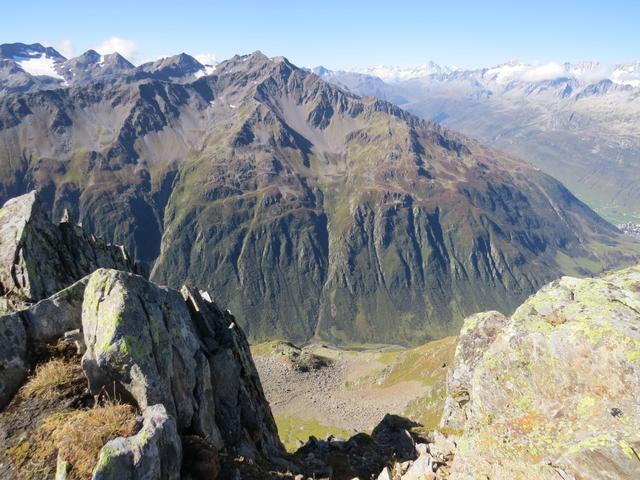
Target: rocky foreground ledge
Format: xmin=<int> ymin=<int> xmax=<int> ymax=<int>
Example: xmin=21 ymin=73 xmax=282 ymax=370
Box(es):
xmin=436 ymin=265 xmax=640 ymax=479
xmin=371 ymin=265 xmax=640 ymax=480
xmin=0 ymin=192 xmax=283 ymax=478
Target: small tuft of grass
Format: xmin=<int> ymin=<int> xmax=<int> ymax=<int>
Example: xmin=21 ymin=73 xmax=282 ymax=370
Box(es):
xmin=22 ymin=359 xmax=82 ymax=399
xmin=42 ymin=403 xmax=138 ymax=479
xmin=16 ymin=402 xmax=138 ymax=480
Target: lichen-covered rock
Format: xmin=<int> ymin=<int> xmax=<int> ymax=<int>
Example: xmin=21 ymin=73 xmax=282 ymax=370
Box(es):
xmin=0 ymin=191 xmax=135 ymax=314
xmin=81 ymin=268 xmax=284 ymax=462
xmin=447 ymin=265 xmax=640 ymax=479
xmin=439 ymin=311 xmax=508 ymax=433
xmin=14 ymin=277 xmax=88 ymax=344
xmin=0 ymin=313 xmax=27 ymax=409
xmin=92 ymin=404 xmax=182 ymax=480
xmin=81 ymin=269 xmax=223 ymax=447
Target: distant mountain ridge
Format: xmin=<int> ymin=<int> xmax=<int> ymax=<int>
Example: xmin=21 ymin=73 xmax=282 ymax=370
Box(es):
xmin=0 ymin=42 xmax=215 ymax=93
xmin=316 ymin=60 xmax=640 ymax=224
xmin=0 ymin=42 xmax=638 ymax=345
xmin=343 ymin=59 xmax=640 ymax=86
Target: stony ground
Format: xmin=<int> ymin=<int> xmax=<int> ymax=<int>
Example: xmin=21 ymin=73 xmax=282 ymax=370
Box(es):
xmin=618 ymin=222 xmax=640 ymax=240
xmin=253 ymin=339 xmax=456 ymax=450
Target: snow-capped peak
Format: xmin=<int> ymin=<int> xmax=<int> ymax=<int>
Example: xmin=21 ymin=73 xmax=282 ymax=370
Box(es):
xmin=351 ymin=62 xmax=454 ymax=82
xmin=342 ymin=59 xmax=640 ymax=88
xmin=0 ymin=43 xmax=66 ymax=80
xmin=483 ymin=61 xmax=640 ymax=87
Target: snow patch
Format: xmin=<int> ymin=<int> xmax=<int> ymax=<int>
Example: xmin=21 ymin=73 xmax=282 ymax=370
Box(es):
xmin=194 ymin=53 xmax=217 ymax=66
xmin=194 ymin=64 xmax=217 ymax=78
xmin=16 ymin=55 xmax=64 ymax=80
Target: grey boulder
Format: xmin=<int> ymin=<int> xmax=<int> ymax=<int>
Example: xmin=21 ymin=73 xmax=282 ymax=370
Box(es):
xmin=92 ymin=404 xmax=182 ymax=480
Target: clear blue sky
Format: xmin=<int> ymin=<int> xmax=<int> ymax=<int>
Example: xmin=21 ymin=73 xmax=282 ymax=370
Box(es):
xmin=2 ymin=0 xmax=638 ymax=68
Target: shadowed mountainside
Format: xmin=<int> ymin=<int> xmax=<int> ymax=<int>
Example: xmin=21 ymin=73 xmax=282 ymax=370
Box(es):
xmin=0 ymin=47 xmax=638 ymax=344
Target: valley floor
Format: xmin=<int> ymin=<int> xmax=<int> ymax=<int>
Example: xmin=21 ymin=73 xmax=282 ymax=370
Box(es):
xmin=252 ymin=338 xmax=456 ymax=451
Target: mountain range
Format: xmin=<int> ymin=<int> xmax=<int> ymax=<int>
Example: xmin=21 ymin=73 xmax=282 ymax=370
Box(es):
xmin=0 ymin=42 xmax=638 ymax=344
xmin=315 ymin=60 xmax=640 ymax=224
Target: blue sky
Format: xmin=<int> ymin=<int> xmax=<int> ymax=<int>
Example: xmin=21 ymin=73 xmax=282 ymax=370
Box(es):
xmin=2 ymin=0 xmax=638 ymax=68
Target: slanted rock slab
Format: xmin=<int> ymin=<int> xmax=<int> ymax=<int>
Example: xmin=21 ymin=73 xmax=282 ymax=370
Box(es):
xmin=447 ymin=265 xmax=640 ymax=479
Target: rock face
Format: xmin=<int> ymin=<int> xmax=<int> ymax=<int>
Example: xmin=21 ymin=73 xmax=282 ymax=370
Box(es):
xmin=80 ymin=268 xmax=283 ymax=462
xmin=0 ymin=190 xmax=283 ymax=477
xmin=1 ymin=46 xmax=638 ymax=345
xmin=444 ymin=264 xmax=640 ymax=479
xmin=439 ymin=311 xmax=508 ymax=433
xmin=0 ymin=191 xmax=135 ymax=314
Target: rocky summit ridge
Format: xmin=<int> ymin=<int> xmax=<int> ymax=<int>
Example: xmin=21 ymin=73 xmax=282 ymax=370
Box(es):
xmin=0 ymin=44 xmax=638 ymax=345
xmin=0 ymin=191 xmax=137 ymax=314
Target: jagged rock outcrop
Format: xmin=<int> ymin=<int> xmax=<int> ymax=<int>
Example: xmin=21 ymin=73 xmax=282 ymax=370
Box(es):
xmin=181 ymin=286 xmax=284 ymax=459
xmin=443 ymin=264 xmax=640 ymax=479
xmin=0 ymin=190 xmax=283 ymax=478
xmin=0 ymin=190 xmax=137 ymax=408
xmin=80 ymin=268 xmax=283 ymax=463
xmin=0 ymin=191 xmax=135 ymax=314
